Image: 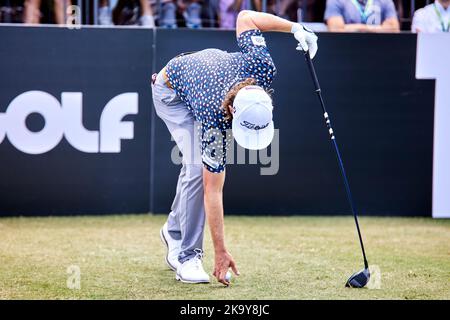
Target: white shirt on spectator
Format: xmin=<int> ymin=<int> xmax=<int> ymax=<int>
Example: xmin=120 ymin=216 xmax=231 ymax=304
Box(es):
xmin=412 ymin=1 xmax=450 ymax=33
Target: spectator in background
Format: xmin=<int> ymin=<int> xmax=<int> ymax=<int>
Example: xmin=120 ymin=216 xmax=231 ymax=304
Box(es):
xmin=219 ymin=0 xmax=261 ymax=29
xmin=155 ymin=0 xmax=203 ymax=28
xmin=106 ymin=0 xmax=201 ymax=28
xmin=0 ymin=0 xmax=25 ymax=23
xmin=275 ymin=0 xmax=325 ymax=23
xmin=24 ymin=0 xmax=69 ymax=24
xmin=179 ymin=0 xmax=203 ymax=28
xmin=324 ymin=0 xmax=400 ymax=32
xmin=158 ymin=0 xmax=177 ymax=28
xmin=105 ymin=0 xmax=155 ymax=26
xmin=276 ymin=0 xmax=300 ymax=21
xmin=412 ymin=0 xmax=450 ymax=33
xmin=98 ymin=0 xmax=113 ymax=25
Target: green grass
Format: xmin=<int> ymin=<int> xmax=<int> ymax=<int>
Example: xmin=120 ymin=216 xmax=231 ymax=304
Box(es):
xmin=0 ymin=214 xmax=449 ymax=300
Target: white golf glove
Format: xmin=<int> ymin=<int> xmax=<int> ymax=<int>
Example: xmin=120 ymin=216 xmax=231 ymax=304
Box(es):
xmin=291 ymin=23 xmax=318 ymax=59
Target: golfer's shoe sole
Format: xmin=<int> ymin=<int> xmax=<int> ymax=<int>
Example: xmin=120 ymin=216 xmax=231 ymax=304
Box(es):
xmin=175 ymin=274 xmax=210 ymax=284
xmin=159 ymin=227 xmax=177 ymax=272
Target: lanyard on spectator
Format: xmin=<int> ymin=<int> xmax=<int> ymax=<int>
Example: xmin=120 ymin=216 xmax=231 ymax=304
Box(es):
xmin=433 ymin=3 xmax=450 ymax=32
xmin=351 ymin=0 xmax=373 ymax=24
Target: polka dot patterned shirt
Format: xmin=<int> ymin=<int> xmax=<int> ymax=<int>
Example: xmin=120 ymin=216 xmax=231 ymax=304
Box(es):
xmin=166 ymin=29 xmax=276 ymax=173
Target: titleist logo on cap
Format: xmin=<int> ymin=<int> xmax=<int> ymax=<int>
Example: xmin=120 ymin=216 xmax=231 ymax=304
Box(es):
xmin=240 ymin=121 xmax=269 ymax=130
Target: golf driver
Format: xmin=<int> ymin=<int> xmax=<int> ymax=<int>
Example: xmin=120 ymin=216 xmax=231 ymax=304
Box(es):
xmin=303 ymin=50 xmax=370 ymax=288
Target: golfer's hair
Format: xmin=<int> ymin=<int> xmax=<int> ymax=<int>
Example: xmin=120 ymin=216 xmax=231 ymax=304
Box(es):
xmin=221 ymin=78 xmax=257 ymax=120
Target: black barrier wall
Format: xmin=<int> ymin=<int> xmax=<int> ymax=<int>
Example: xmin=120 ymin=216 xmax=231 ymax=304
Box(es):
xmin=0 ymin=26 xmax=153 ymax=215
xmin=0 ymin=27 xmax=434 ymax=216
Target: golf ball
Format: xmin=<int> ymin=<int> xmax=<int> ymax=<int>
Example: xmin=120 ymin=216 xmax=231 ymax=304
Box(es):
xmin=225 ymin=271 xmax=232 ymax=282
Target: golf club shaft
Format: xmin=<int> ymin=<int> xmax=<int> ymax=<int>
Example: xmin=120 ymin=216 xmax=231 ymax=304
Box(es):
xmin=303 ymin=51 xmax=369 ymax=269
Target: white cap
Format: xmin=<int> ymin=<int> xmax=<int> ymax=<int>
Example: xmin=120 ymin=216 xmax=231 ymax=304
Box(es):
xmin=232 ymin=85 xmax=274 ymax=150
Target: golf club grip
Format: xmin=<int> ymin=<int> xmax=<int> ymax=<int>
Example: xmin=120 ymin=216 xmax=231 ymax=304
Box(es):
xmin=304 ymin=51 xmax=321 ymax=93
xmin=303 ymin=50 xmax=369 ymax=269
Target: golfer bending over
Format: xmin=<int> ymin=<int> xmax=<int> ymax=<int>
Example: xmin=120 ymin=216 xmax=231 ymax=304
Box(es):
xmin=152 ymin=10 xmax=318 ymax=285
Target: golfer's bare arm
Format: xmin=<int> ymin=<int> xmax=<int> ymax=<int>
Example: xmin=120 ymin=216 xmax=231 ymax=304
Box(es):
xmin=203 ymin=168 xmax=239 ymax=285
xmin=327 ymin=16 xmax=400 ymax=32
xmin=203 ymin=169 xmax=226 ymax=253
xmin=236 ymin=10 xmax=296 ymax=36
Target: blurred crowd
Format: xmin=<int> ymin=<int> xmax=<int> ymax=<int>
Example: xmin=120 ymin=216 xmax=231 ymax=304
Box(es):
xmin=0 ymin=0 xmax=448 ymax=32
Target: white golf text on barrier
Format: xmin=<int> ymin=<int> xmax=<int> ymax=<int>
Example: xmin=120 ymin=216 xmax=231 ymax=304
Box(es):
xmin=0 ymin=91 xmax=138 ymax=154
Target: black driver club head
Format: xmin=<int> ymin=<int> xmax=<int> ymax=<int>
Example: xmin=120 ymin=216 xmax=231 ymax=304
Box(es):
xmin=345 ymin=268 xmax=370 ymax=288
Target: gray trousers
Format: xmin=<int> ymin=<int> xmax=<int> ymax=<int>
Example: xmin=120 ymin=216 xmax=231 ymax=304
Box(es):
xmin=151 ymin=69 xmax=205 ymax=263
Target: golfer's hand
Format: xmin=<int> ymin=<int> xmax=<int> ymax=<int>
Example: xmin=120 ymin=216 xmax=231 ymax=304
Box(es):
xmin=292 ymin=23 xmax=318 ymax=59
xmin=213 ymin=250 xmax=240 ymax=286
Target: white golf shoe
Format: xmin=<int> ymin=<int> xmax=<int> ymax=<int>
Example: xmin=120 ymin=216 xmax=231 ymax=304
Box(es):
xmin=160 ymin=222 xmax=181 ymax=271
xmin=175 ymin=249 xmax=210 ymax=284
